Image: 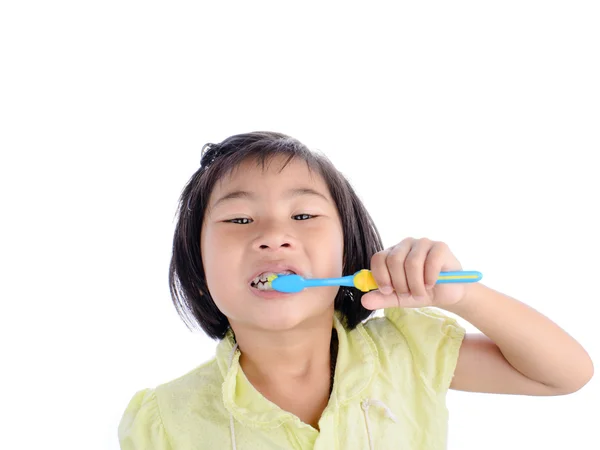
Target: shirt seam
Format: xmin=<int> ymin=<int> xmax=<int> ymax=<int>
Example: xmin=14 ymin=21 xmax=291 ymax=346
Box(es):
xmin=154 ymin=388 xmax=174 ymax=450
xmin=438 ymin=322 xmax=466 ymax=392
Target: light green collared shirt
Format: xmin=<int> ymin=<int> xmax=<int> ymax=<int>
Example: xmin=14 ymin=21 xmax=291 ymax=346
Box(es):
xmin=118 ymin=307 xmax=465 ymax=449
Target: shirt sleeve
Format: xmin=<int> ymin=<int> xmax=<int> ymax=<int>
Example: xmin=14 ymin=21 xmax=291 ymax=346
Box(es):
xmin=383 ymin=306 xmax=466 ymax=392
xmin=118 ymin=388 xmax=172 ymax=450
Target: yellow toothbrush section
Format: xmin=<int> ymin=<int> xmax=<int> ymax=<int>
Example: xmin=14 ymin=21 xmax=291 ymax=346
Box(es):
xmin=352 ymin=270 xmax=379 ymax=292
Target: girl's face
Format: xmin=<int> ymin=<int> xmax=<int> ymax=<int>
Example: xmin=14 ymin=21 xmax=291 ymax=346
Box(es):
xmin=200 ymin=155 xmax=344 ymax=333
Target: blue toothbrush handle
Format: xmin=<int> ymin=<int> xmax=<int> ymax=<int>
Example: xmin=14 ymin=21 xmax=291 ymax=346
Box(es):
xmin=303 ymin=275 xmax=355 ymax=288
xmin=309 ymin=271 xmax=482 ymax=287
xmin=436 ymin=271 xmax=482 ymax=283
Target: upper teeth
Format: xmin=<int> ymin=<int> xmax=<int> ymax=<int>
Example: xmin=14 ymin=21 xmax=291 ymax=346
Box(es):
xmin=252 ymin=270 xmax=295 ymax=285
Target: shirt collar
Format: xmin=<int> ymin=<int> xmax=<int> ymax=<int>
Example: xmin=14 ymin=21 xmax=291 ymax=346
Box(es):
xmin=215 ymin=311 xmax=379 ymax=429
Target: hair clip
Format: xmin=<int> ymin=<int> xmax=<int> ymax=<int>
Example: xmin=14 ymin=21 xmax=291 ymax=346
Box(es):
xmin=200 ymin=143 xmax=223 ymax=169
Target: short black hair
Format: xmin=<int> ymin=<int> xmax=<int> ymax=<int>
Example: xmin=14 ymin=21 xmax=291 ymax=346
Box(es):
xmin=168 ymin=131 xmax=384 ymax=340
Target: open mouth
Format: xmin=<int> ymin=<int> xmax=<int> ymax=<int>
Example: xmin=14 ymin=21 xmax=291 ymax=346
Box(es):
xmin=250 ymin=270 xmax=296 ymax=290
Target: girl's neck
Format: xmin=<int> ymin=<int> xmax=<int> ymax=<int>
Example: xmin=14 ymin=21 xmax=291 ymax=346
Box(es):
xmin=235 ymin=318 xmax=335 ymax=385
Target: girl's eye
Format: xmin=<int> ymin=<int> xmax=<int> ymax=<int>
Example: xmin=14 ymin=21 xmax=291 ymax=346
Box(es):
xmin=293 ymin=214 xmax=314 ymax=220
xmin=226 ymin=214 xmax=315 ymax=224
xmin=228 ymin=218 xmax=252 ymax=225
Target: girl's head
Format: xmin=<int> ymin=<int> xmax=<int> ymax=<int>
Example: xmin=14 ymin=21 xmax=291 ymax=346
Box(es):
xmin=169 ymin=131 xmax=383 ymax=340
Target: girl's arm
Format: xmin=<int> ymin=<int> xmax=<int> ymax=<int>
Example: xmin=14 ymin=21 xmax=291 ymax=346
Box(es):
xmin=444 ymin=282 xmax=594 ymax=395
xmin=362 ymin=237 xmax=594 ymax=396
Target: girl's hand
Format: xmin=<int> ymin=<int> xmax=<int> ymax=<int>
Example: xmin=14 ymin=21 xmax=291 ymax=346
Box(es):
xmin=360 ymin=237 xmax=467 ymax=310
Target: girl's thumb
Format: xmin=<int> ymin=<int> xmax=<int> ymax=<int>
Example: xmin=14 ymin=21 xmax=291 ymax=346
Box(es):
xmin=360 ymin=290 xmax=400 ymax=310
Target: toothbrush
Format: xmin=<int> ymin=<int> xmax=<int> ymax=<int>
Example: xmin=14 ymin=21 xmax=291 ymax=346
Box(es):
xmin=268 ymin=269 xmax=483 ymax=294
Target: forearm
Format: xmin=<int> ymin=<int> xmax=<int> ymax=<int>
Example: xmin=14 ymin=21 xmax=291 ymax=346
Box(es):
xmin=443 ymin=283 xmax=594 ymax=391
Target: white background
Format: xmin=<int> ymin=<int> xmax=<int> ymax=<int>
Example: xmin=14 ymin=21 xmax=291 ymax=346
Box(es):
xmin=1 ymin=1 xmax=598 ymax=449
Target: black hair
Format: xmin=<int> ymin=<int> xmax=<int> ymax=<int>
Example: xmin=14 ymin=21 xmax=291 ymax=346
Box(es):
xmin=168 ymin=131 xmax=384 ymax=340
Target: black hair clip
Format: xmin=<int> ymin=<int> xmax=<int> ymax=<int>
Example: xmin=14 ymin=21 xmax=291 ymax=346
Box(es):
xmin=200 ymin=143 xmax=223 ymax=169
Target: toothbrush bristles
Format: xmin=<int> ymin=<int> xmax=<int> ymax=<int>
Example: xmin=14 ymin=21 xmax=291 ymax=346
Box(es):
xmin=266 ymin=273 xmax=278 ymax=288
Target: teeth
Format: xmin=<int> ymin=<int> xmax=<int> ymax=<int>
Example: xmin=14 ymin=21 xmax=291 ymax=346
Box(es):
xmin=251 ymin=270 xmax=295 ymax=288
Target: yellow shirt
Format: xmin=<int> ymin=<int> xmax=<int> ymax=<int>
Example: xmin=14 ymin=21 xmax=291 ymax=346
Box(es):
xmin=118 ymin=307 xmax=465 ymax=449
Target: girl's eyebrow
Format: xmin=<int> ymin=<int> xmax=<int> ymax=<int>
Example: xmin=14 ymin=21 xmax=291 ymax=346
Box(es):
xmin=213 ymin=187 xmax=329 ymax=208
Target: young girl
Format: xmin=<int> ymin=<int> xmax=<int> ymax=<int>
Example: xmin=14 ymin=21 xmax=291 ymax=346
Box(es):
xmin=118 ymin=131 xmax=593 ymax=449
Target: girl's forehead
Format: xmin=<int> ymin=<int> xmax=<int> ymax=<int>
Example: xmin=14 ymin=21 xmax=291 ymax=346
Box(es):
xmin=208 ymin=156 xmax=335 ymax=211
xmin=218 ymin=155 xmax=322 ymax=189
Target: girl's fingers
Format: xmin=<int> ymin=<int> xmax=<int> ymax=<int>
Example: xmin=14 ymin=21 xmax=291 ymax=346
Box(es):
xmin=424 ymin=241 xmax=447 ymax=288
xmin=369 ymin=247 xmax=393 ymax=294
xmin=386 ymin=238 xmax=413 ymax=297
xmin=360 ymin=290 xmax=401 ymax=310
xmin=362 ymin=238 xmax=460 ymax=311
xmin=404 ymin=238 xmax=434 ymax=298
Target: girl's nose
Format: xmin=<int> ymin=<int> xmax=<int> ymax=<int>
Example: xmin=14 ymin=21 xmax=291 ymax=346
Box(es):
xmin=253 ymin=224 xmax=295 ymax=251
xmin=256 ymin=234 xmax=293 ymax=250
xmin=258 ymin=241 xmax=291 ymax=250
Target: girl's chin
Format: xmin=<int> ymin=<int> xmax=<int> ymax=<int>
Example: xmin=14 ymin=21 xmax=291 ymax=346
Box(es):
xmin=230 ymin=305 xmax=333 ymax=333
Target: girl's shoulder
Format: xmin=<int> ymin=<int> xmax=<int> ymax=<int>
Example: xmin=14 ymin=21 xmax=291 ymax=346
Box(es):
xmin=118 ymin=388 xmax=170 ymax=449
xmin=118 ymin=358 xmax=228 ymax=449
